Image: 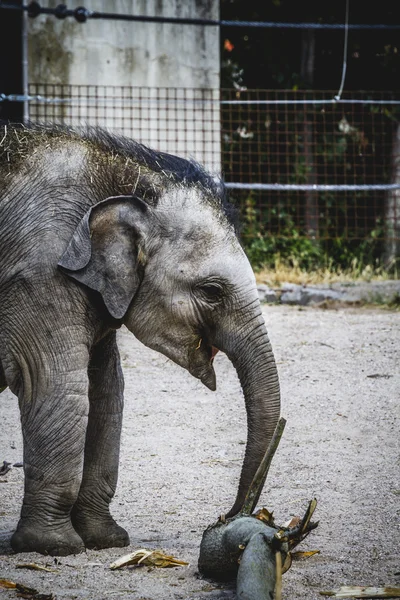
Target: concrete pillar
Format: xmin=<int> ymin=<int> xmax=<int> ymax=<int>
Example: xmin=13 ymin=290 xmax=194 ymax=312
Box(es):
xmin=27 ymin=0 xmax=221 ymax=173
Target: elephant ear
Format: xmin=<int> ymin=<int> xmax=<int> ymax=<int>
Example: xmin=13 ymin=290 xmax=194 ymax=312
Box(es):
xmin=58 ymin=195 xmax=150 ymax=319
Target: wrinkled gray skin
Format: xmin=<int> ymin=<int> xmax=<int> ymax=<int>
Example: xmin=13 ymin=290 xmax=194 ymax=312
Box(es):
xmin=0 ymin=124 xmax=280 ymax=556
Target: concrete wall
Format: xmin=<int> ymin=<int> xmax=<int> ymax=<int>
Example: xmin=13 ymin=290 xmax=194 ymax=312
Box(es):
xmin=27 ymin=0 xmax=221 ymax=172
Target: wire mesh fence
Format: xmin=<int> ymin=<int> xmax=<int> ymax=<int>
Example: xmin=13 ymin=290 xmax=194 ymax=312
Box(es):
xmin=27 ymin=84 xmax=221 ymax=173
xmin=220 ymin=89 xmax=400 ymax=267
xmin=25 ymin=84 xmax=400 ymax=266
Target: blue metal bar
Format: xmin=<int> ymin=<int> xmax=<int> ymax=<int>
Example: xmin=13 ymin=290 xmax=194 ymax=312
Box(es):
xmin=0 ymin=2 xmax=399 ymax=29
xmin=225 ymin=183 xmax=400 ymax=191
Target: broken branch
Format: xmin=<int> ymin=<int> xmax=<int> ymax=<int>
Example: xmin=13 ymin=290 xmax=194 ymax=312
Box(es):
xmin=241 ymin=417 xmax=287 ymax=516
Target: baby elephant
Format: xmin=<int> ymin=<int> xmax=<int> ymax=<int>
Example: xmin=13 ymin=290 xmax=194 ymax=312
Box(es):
xmin=0 ymin=123 xmax=280 ymax=555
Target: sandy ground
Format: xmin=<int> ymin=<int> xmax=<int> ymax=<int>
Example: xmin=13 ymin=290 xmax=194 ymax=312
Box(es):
xmin=0 ymin=304 xmax=399 ymax=600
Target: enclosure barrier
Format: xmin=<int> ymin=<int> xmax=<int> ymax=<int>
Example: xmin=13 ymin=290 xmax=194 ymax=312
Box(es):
xmin=1 ymin=86 xmax=399 ymax=267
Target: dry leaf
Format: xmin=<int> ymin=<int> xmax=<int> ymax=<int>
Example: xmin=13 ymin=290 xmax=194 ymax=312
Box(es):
xmin=0 ymin=578 xmax=16 ymax=588
xmin=16 ymin=563 xmax=58 ymax=573
xmin=300 ymin=498 xmax=317 ymax=533
xmin=280 ymin=550 xmax=319 ymax=573
xmin=319 ymin=586 xmax=400 ymax=598
xmin=282 ymin=515 xmax=301 ymax=529
xmin=254 ymin=507 xmax=275 ymax=525
xmin=16 ymin=587 xmax=55 ymax=600
xmin=15 ymin=583 xmax=40 ymax=595
xmin=0 ymin=580 xmax=54 ymax=599
xmin=0 ymin=461 xmax=12 ymax=476
xmin=110 ymin=549 xmax=189 ymax=570
xmin=292 ymin=550 xmax=320 ymax=560
xmin=281 ymin=553 xmax=292 ymax=574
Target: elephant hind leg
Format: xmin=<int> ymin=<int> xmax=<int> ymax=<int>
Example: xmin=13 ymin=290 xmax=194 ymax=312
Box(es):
xmin=71 ymin=332 xmax=129 ymax=550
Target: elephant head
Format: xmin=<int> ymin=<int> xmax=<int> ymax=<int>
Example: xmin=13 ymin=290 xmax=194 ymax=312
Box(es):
xmin=59 ymin=186 xmax=280 ymax=517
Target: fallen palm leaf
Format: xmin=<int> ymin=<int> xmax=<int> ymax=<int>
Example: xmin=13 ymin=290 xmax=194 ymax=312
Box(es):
xmin=110 ymin=549 xmax=189 ymax=570
xmin=254 ymin=507 xmax=275 ymax=526
xmin=281 ymin=553 xmax=292 ymax=574
xmin=16 ymin=586 xmax=54 ymax=600
xmin=16 ymin=563 xmax=58 ymax=573
xmin=320 ymin=586 xmax=400 ymax=598
xmin=298 ymin=498 xmax=318 ymax=535
xmin=281 ymin=549 xmax=320 ymax=574
xmin=0 ymin=579 xmax=55 ymax=599
xmin=0 ymin=578 xmax=16 ymax=588
xmin=282 ymin=516 xmax=301 ymax=529
xmin=292 ymin=550 xmax=320 ymax=560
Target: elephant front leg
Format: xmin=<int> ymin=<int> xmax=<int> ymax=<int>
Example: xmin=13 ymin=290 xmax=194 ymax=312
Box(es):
xmin=11 ymin=354 xmax=90 ymax=556
xmin=71 ymin=332 xmax=129 ymax=550
xmin=0 ymin=358 xmax=7 ymax=391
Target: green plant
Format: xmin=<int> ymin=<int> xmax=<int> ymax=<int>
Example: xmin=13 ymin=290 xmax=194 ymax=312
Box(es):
xmin=221 ymin=90 xmax=400 ymax=278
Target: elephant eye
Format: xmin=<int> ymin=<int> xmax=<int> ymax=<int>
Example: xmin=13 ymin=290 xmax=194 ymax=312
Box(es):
xmin=197 ymin=282 xmax=224 ymax=303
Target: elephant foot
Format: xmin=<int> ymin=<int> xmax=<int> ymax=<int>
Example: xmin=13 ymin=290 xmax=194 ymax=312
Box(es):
xmin=11 ymin=521 xmax=85 ymax=556
xmin=71 ymin=508 xmax=130 ymax=550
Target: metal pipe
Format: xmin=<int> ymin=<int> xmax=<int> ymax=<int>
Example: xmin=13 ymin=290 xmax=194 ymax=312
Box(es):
xmin=21 ymin=6 xmax=29 ymax=123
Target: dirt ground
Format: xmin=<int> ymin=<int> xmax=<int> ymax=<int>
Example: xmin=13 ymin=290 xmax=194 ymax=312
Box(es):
xmin=1 ymin=304 xmax=399 ymax=600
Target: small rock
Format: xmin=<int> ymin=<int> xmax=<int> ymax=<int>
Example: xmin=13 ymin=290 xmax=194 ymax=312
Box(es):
xmin=280 ymin=284 xmax=304 ymax=305
xmin=257 ymin=284 xmax=278 ymax=303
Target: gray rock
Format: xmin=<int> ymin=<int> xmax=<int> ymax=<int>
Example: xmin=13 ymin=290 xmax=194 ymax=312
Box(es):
xmin=257 ymin=284 xmax=278 ymax=303
xmin=280 ymin=284 xmax=304 ymax=305
xmin=260 ymin=280 xmax=400 ymax=306
xmin=301 ymin=287 xmax=343 ymax=305
xmin=334 ymin=280 xmax=400 ymax=304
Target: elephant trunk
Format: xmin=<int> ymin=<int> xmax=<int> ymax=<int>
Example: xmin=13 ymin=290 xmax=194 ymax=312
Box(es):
xmin=218 ymin=309 xmax=281 ymax=518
